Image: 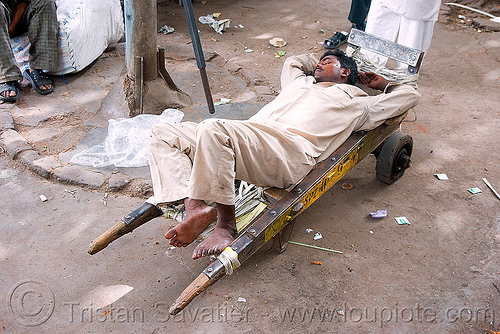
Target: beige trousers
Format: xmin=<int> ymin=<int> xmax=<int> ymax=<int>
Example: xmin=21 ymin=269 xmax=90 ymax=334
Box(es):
xmin=147 ymin=119 xmax=316 ymax=206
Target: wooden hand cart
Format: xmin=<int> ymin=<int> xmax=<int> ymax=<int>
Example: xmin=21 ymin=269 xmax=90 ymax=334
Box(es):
xmin=88 ymin=28 xmax=424 ymax=315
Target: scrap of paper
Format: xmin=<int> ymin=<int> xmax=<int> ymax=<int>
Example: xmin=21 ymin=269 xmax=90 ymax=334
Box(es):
xmin=434 ymin=173 xmax=449 ymax=180
xmin=370 ymin=210 xmax=387 ymax=218
xmin=468 ymin=187 xmax=482 ymax=194
xmin=395 ymin=216 xmax=411 ymax=225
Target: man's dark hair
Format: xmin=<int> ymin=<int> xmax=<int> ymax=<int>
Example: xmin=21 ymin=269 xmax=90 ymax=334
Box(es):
xmin=320 ymin=49 xmax=358 ymax=85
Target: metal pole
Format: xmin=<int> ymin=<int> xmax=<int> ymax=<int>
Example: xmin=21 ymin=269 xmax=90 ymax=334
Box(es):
xmin=134 ymin=56 xmax=144 ymax=114
xmin=181 ymin=0 xmax=215 ymax=114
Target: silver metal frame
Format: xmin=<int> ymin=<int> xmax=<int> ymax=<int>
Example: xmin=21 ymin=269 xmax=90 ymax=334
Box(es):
xmin=347 ymin=28 xmax=425 ymax=74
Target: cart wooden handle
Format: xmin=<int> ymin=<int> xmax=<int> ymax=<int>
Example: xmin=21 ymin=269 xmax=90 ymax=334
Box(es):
xmin=88 ymin=221 xmax=128 ymax=255
xmin=169 ymin=269 xmax=225 ymax=315
xmin=88 ymin=202 xmax=163 ymax=255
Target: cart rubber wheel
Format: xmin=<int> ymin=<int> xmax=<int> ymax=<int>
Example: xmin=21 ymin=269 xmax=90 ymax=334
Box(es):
xmin=376 ymin=131 xmax=413 ymax=184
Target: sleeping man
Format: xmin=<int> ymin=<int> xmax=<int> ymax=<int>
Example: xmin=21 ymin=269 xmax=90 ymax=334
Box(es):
xmin=127 ymin=49 xmax=421 ymax=259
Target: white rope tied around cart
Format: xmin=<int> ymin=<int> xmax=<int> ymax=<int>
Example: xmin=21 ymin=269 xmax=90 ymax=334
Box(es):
xmin=235 ymin=181 xmax=265 ymax=218
xmin=217 ymin=247 xmax=241 ymax=275
xmin=349 ymin=48 xmax=419 ymax=88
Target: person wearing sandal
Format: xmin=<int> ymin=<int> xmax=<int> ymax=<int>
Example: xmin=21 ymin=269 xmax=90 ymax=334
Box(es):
xmin=0 ymin=0 xmax=58 ymax=102
xmin=324 ymin=0 xmax=371 ymax=49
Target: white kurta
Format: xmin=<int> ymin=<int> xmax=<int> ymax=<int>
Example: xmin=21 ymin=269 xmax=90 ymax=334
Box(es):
xmin=364 ymin=0 xmax=441 ymax=66
xmin=147 ymin=54 xmax=421 ymax=206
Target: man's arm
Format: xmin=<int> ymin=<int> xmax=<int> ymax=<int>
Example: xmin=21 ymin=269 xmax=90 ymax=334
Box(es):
xmin=9 ymin=1 xmax=28 ymax=38
xmin=355 ymin=72 xmax=422 ymax=131
xmin=280 ymin=54 xmax=318 ymax=90
xmin=357 ymin=72 xmax=391 ymax=91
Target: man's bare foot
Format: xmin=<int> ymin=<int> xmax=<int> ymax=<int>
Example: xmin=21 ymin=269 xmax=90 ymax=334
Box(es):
xmin=192 ymin=225 xmax=237 ymax=259
xmin=165 ymin=199 xmax=216 ymax=247
xmin=192 ymin=203 xmax=237 ymax=259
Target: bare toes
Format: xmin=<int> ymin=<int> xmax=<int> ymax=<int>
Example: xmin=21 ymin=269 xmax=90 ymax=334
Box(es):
xmin=165 ymin=228 xmax=176 ymax=239
xmin=209 ymin=245 xmax=218 ymax=255
xmin=192 ymin=249 xmax=201 ymax=259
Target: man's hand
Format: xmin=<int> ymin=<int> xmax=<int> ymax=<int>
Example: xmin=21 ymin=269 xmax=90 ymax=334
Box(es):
xmin=357 ymin=72 xmax=391 ymax=91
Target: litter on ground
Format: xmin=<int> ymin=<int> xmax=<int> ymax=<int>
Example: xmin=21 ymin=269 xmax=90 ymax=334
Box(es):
xmin=214 ymin=98 xmax=232 ymax=106
xmin=313 ymin=232 xmax=323 ymax=240
xmin=274 ymin=51 xmax=286 ymax=58
xmin=395 ymin=216 xmax=411 ymax=225
xmin=269 ymin=37 xmax=287 ymax=47
xmin=198 ymin=14 xmax=231 ymax=34
xmin=288 ymin=241 xmax=343 ymax=254
xmin=468 ymin=187 xmax=482 ymax=194
xmin=341 ymin=182 xmax=354 ymax=189
xmin=158 ymin=25 xmax=175 ymax=34
xmin=435 ymin=173 xmax=449 ymax=180
xmin=369 ymin=210 xmax=387 ymax=218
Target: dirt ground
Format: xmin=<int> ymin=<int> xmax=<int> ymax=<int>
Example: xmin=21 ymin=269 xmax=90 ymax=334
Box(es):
xmin=1 ymin=0 xmax=500 ymax=333
xmin=155 ymin=0 xmax=500 ymax=103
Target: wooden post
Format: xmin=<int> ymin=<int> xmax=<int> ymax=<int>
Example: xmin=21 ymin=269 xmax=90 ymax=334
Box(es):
xmin=124 ymin=0 xmax=158 ymax=81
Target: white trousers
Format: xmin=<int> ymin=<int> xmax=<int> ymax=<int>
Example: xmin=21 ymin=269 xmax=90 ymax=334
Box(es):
xmin=147 ymin=119 xmax=315 ymax=206
xmin=363 ymin=1 xmax=436 ymax=66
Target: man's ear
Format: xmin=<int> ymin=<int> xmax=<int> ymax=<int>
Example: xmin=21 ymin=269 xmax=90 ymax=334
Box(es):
xmin=341 ymin=68 xmax=351 ymax=79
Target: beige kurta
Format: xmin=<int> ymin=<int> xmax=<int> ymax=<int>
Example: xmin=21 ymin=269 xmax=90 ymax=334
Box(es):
xmin=147 ymin=54 xmax=421 ymax=206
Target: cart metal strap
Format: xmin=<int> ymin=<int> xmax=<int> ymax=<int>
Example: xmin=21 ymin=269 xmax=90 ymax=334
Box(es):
xmin=347 ymin=28 xmax=425 ymax=74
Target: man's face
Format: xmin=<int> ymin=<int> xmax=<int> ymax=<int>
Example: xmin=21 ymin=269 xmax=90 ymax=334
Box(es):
xmin=313 ymin=55 xmax=349 ymax=83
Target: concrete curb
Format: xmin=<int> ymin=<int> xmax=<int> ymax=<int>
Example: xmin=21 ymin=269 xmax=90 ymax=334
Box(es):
xmin=0 ymin=110 xmax=153 ymax=198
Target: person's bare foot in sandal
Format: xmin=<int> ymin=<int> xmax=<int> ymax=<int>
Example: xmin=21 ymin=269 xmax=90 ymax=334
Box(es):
xmin=0 ymin=81 xmax=20 ymax=102
xmin=23 ymin=69 xmax=54 ymax=95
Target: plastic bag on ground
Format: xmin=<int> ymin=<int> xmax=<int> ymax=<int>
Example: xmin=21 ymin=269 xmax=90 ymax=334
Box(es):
xmin=70 ymin=109 xmax=184 ymax=168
